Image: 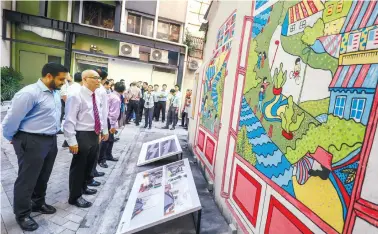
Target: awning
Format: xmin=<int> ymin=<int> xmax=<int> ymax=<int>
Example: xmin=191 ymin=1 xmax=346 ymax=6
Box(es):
xmin=329 ymin=64 xmax=378 ymax=93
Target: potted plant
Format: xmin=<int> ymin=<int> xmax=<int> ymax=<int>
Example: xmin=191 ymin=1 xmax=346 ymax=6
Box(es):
xmin=272 ymin=63 xmax=287 ymax=95
xmin=280 ymin=96 xmax=304 ymax=140
xmin=1 ymin=66 xmax=23 ymax=103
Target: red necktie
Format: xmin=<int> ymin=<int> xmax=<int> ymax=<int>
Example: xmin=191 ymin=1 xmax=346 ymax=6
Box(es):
xmin=92 ymin=93 xmax=101 ymax=135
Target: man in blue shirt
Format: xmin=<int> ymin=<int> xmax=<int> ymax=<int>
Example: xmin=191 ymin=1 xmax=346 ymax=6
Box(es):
xmin=2 ymin=63 xmax=68 ymax=231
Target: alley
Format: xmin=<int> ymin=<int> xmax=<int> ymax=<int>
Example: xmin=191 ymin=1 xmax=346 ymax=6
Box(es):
xmin=1 ymin=121 xmax=228 ymax=234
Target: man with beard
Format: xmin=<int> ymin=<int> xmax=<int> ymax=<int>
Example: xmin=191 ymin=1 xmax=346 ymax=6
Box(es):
xmin=2 ymin=63 xmax=68 ymax=231
xmin=64 ymin=70 xmax=105 ymax=208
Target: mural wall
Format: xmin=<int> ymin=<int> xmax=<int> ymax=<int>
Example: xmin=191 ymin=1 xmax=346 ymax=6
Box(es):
xmin=191 ymin=0 xmax=378 ymax=233
xmin=236 ymin=0 xmax=378 ymax=233
xmin=199 ymin=12 xmax=236 ymax=138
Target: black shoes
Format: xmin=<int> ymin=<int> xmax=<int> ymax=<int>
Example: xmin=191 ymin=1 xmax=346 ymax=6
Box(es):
xmin=68 ymin=197 xmax=92 ymax=208
xmin=162 ymin=126 xmax=169 ymax=129
xmin=144 ymin=125 xmax=148 ymax=128
xmin=83 ymin=188 xmax=97 ymax=195
xmin=87 ymin=180 xmax=101 ymax=187
xmin=148 ymin=126 xmax=152 ymax=129
xmin=107 ymin=157 xmax=118 ymax=162
xmin=170 ymin=127 xmax=175 ymax=130
xmin=94 ymin=171 xmax=105 ymax=177
xmin=16 ymin=216 xmax=39 ymax=231
xmin=99 ymin=161 xmax=108 ymax=168
xmin=31 ymin=203 xmax=56 ymax=214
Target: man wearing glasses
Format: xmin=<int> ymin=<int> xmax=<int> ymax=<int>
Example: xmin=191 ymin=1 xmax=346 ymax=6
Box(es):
xmin=64 ymin=70 xmax=106 ymax=208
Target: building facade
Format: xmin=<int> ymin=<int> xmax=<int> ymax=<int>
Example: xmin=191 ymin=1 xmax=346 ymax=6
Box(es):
xmin=189 ymin=0 xmax=378 ymax=233
xmin=1 ymin=0 xmax=208 ymax=98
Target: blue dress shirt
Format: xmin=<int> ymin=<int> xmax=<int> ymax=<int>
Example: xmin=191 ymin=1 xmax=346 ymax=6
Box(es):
xmin=2 ymin=79 xmax=61 ymax=141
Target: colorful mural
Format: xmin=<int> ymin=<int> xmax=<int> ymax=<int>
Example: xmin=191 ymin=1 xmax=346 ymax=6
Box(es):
xmin=199 ymin=12 xmax=236 ymax=137
xmin=237 ymin=0 xmax=378 ymax=233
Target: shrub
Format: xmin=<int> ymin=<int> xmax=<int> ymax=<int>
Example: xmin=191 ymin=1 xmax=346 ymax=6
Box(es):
xmin=1 ymin=67 xmax=23 ymax=102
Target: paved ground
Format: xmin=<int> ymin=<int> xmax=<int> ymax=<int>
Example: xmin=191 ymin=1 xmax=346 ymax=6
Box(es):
xmin=1 ymin=117 xmax=229 ymax=234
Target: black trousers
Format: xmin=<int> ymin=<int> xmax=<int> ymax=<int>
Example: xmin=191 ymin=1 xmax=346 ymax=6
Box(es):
xmin=69 ymin=131 xmax=99 ymax=201
xmin=138 ymin=99 xmax=145 ymax=122
xmin=60 ymin=99 xmax=65 ymax=124
xmin=99 ymin=119 xmax=115 ymax=163
xmin=126 ymin=100 xmax=140 ymax=124
xmin=144 ymin=107 xmax=154 ymax=127
xmin=12 ymin=132 xmax=57 ymax=218
xmin=157 ymin=101 xmax=166 ymax=122
xmin=181 ymin=112 xmax=189 ymax=127
xmin=166 ymin=106 xmax=178 ymax=128
xmin=153 ymin=102 xmax=159 ymax=120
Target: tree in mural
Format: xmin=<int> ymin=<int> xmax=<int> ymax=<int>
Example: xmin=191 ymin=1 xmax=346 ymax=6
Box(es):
xmin=297 ymin=19 xmax=325 ymax=104
xmin=280 ymin=96 xmax=305 ymax=140
xmin=237 ymin=126 xmax=257 ymax=166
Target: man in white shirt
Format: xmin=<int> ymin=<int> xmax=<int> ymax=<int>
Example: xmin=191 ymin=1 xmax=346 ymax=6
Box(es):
xmin=64 ymin=70 xmax=107 ymax=208
xmin=174 ymin=84 xmax=182 ymax=125
xmin=67 ymin=72 xmax=82 ymax=97
xmin=58 ymin=73 xmax=72 ymax=134
xmin=162 ymin=89 xmax=180 ymax=130
xmin=157 ymin=84 xmax=168 ymax=122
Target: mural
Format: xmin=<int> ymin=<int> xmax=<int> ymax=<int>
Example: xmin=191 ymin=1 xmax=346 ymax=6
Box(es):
xmin=199 ymin=12 xmax=236 ymax=137
xmin=237 ymin=0 xmax=378 ymax=233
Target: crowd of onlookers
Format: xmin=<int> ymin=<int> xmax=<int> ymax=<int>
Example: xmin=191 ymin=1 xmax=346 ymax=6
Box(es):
xmin=1 ymin=62 xmax=192 ymax=232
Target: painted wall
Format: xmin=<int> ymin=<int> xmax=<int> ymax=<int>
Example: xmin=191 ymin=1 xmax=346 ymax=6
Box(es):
xmin=47 ymin=1 xmax=68 ymax=21
xmin=16 ymin=0 xmax=39 ymax=15
xmin=73 ymin=35 xmax=119 ymax=56
xmin=189 ymin=0 xmax=378 ymax=233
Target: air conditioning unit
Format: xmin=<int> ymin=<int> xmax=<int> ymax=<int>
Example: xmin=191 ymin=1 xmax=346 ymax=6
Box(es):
xmin=150 ymin=49 xmax=169 ymax=64
xmin=119 ymin=42 xmax=140 ymax=58
xmin=188 ymin=58 xmax=201 ymax=71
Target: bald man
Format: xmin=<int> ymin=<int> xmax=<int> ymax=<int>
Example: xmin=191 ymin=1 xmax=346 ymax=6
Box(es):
xmin=64 ymin=70 xmax=106 ymax=208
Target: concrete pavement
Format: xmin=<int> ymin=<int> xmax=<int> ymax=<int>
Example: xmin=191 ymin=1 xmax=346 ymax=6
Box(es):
xmin=1 ymin=118 xmax=228 ymax=234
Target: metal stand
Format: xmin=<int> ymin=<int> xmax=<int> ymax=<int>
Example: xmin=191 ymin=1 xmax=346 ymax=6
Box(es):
xmin=191 ymin=209 xmax=202 ymax=234
xmin=177 ymin=153 xmax=183 ymax=160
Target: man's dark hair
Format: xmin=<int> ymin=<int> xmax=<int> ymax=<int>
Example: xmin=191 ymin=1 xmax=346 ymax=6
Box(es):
xmin=41 ymin=63 xmax=68 ymax=77
xmin=162 ymin=84 xmax=167 ymax=87
xmin=154 ymin=84 xmax=159 ymax=87
xmin=114 ymin=82 xmax=126 ymax=93
xmin=148 ymin=85 xmax=153 ymax=89
xmin=175 ymin=84 xmax=180 ymax=90
xmin=170 ymin=88 xmax=176 ymax=94
xmin=74 ymin=72 xmax=82 ymax=82
xmin=130 ymin=82 xmax=136 ymax=87
xmin=120 ymin=79 xmax=125 ymax=82
xmin=96 ymin=68 xmax=108 ymax=80
xmin=104 ymin=81 xmax=110 ymax=85
xmin=143 ymin=82 xmax=148 ymax=86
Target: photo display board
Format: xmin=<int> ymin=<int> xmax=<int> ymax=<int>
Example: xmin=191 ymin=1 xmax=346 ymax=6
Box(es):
xmin=117 ymin=159 xmax=202 ymax=234
xmin=137 ymin=135 xmax=183 ymax=166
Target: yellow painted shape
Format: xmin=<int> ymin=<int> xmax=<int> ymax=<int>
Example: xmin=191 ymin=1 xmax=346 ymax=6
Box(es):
xmin=324 ymin=17 xmax=346 ymax=36
xmin=293 ymin=176 xmax=344 ymax=233
xmin=313 ymin=0 xmax=325 ymax=11
xmin=340 ymin=49 xmax=378 ymax=65
xmin=303 ymin=0 xmax=313 ymax=17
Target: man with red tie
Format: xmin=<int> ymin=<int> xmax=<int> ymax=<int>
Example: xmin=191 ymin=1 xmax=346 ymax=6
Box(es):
xmin=63 ymin=70 xmax=105 ymax=208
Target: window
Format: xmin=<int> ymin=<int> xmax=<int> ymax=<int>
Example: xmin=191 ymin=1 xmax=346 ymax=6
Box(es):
xmin=347 ymin=33 xmax=361 ymax=52
xmin=299 ymin=20 xmax=306 ymax=29
xmin=366 ymin=28 xmax=378 ymax=50
xmin=82 ymin=1 xmax=115 ymax=29
xmin=290 ymin=24 xmax=295 ymax=32
xmin=157 ymin=21 xmax=181 ymax=43
xmin=126 ymin=13 xmax=154 ymax=37
xmin=336 ymin=0 xmax=343 ymax=13
xmin=334 ymin=96 xmax=346 ymax=117
xmin=350 ymin=98 xmax=365 ymax=122
xmin=48 ymin=55 xmax=61 ymax=64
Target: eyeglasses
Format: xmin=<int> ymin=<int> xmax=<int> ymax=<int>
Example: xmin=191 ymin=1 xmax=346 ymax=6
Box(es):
xmin=87 ymin=76 xmax=101 ymax=81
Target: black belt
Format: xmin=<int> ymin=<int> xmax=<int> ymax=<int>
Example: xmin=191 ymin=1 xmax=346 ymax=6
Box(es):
xmin=19 ymin=131 xmax=56 ymax=137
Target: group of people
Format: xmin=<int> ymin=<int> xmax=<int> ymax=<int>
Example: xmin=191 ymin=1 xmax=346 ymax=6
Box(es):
xmin=1 ymin=62 xmax=193 ymax=232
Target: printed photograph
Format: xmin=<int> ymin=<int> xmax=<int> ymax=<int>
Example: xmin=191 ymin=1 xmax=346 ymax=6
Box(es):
xmin=145 ymin=142 xmax=160 ymax=160
xmin=139 ymin=168 xmax=163 ymax=193
xmin=166 ymin=161 xmax=185 ymax=178
xmin=160 ymin=138 xmax=179 ymax=156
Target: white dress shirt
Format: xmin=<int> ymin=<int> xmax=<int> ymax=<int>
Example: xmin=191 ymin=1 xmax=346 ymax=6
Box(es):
xmin=60 ymin=80 xmax=70 ymax=97
xmin=64 ymin=86 xmax=105 ymax=146
xmin=95 ymin=85 xmax=109 ymax=135
xmin=67 ymin=82 xmax=81 ymax=97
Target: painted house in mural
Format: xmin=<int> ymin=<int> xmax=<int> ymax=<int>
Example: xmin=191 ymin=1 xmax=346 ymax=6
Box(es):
xmin=328 ymin=1 xmax=378 ymax=126
xmin=323 ymin=0 xmax=352 ymax=36
xmin=281 ymin=0 xmax=324 ymax=36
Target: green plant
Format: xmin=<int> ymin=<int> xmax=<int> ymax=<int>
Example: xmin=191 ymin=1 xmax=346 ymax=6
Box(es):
xmin=273 ymin=63 xmax=287 ymax=89
xmin=183 ymin=30 xmax=196 ymax=55
xmin=1 ymin=67 xmax=23 ymax=102
xmin=237 ymin=126 xmax=257 ymax=165
xmin=280 ymin=96 xmax=305 ymax=133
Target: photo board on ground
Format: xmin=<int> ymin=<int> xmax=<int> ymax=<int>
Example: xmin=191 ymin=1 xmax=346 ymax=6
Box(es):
xmin=116 ymin=158 xmax=202 ymax=234
xmin=137 ymin=135 xmax=183 ymax=166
